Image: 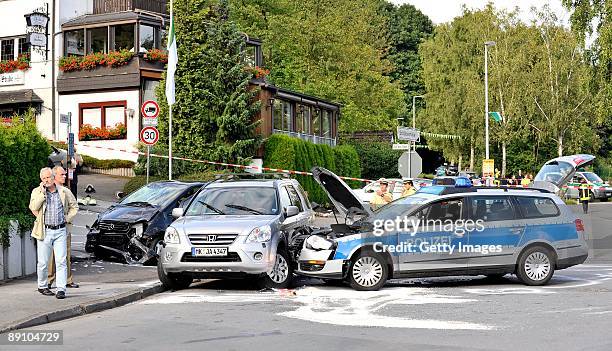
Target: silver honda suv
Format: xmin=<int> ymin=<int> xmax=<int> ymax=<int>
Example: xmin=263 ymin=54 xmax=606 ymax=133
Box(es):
xmin=157 ymin=176 xmax=315 ymax=290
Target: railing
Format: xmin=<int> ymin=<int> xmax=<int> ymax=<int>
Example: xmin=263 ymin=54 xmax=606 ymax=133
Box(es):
xmin=93 ymin=0 xmax=168 ymax=14
xmin=272 ymin=129 xmax=337 ymax=147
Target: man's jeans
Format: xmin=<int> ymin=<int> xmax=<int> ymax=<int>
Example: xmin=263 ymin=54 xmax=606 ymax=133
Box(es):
xmin=37 ymin=228 xmax=67 ymax=293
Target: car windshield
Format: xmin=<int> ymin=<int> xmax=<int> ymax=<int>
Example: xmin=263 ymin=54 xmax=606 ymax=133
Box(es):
xmin=535 ymin=161 xmax=573 ymax=185
xmin=185 ymin=187 xmax=279 ymax=216
xmin=583 ymin=172 xmax=603 ymax=183
xmin=120 ymin=182 xmax=190 ymax=208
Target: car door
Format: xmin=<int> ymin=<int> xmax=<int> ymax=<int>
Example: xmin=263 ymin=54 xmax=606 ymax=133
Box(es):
xmin=398 ymin=197 xmax=469 ymax=274
xmin=278 ymin=185 xmax=302 ymax=235
xmin=466 ymin=195 xmax=524 ymax=270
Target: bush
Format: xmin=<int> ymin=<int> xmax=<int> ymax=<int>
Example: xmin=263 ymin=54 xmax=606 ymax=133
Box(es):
xmin=0 ymin=117 xmax=50 ymax=245
xmin=264 ymin=135 xmax=361 ymax=204
xmin=345 ymin=141 xmax=403 ymax=180
xmin=133 ymin=143 xmax=208 ymax=177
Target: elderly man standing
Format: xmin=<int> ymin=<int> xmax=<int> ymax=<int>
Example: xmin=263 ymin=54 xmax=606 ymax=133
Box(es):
xmin=29 ymin=167 xmax=78 ymax=299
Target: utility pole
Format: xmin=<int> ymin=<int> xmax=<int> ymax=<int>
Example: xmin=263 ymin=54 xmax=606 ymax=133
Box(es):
xmin=484 ymin=41 xmax=496 ymax=159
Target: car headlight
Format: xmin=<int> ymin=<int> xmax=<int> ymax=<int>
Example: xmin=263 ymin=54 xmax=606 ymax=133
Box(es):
xmin=133 ymin=223 xmax=144 ymax=239
xmin=304 ymin=235 xmax=334 ymax=250
xmin=245 ymin=225 xmax=272 ymax=243
xmin=164 ymin=227 xmax=180 ymax=244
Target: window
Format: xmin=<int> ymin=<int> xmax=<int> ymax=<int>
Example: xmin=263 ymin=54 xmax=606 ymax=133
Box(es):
xmin=425 ymin=198 xmax=463 ymax=222
xmin=243 ymin=44 xmax=256 ymax=67
xmin=1 ymin=39 xmax=14 ymax=61
xmin=79 ymin=101 xmax=127 ymax=134
xmin=272 ymin=99 xmax=292 ymax=132
xmin=283 ymin=101 xmax=292 ymax=132
xmin=142 ymin=80 xmax=160 ymax=104
xmin=160 ymin=27 xmax=168 ymax=52
xmin=322 ymin=110 xmax=331 ymax=138
xmin=139 ymin=24 xmax=155 ymax=52
xmin=113 ymin=24 xmax=135 ymax=51
xmin=87 ymin=27 xmax=108 ymax=54
xmin=278 ymin=187 xmax=292 ymax=210
xmin=65 ymin=30 xmax=85 ymax=56
xmin=273 ymin=100 xmax=282 ymax=130
xmin=312 ymin=108 xmax=320 ymax=136
xmin=469 ymin=196 xmax=515 ymax=222
xmin=18 ymin=37 xmax=29 ymax=58
xmin=286 ymin=186 xmax=304 ymax=211
xmin=515 ymin=197 xmax=560 ymax=219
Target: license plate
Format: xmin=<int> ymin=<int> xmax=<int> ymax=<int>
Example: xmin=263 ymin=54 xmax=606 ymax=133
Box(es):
xmin=192 ymin=247 xmax=228 ymax=257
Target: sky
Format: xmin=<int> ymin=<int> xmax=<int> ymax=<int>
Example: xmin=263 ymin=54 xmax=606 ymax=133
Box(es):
xmin=388 ymin=0 xmax=571 ymax=26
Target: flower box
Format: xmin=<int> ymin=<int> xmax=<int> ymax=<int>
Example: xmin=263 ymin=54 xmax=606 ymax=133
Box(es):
xmin=79 ymin=123 xmax=127 ymax=141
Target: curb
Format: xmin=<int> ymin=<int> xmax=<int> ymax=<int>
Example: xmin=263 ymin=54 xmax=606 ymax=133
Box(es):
xmin=0 ymin=284 xmax=166 ymax=334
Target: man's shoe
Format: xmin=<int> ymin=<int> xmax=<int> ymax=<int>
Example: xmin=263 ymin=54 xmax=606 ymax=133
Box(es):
xmin=56 ymin=291 xmax=66 ymax=299
xmin=66 ymin=283 xmax=79 ymax=288
xmin=38 ymin=288 xmax=54 ymax=296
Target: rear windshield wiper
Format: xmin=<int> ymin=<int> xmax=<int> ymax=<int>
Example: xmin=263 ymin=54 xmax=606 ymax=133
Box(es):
xmin=198 ymin=200 xmax=225 ymax=215
xmin=225 ymin=204 xmax=264 ymax=215
xmin=124 ymin=201 xmax=156 ymax=207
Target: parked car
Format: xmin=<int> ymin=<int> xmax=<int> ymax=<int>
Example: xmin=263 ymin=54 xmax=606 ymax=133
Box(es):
xmin=85 ymin=180 xmax=206 ymax=264
xmin=532 ymin=154 xmax=596 ymax=194
xmin=157 ymin=176 xmax=315 ymax=290
xmin=565 ymin=171 xmax=612 ymax=201
xmin=296 ymin=167 xmax=588 ymax=291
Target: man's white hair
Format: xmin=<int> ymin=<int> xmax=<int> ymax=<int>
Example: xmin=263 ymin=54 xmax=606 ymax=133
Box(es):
xmin=52 ymin=165 xmax=64 ymax=177
xmin=40 ymin=167 xmax=52 ymax=178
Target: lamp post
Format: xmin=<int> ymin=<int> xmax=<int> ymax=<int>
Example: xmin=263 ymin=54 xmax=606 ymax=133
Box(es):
xmin=484 ymin=41 xmax=495 ymax=160
xmin=412 ymin=95 xmax=424 ymax=152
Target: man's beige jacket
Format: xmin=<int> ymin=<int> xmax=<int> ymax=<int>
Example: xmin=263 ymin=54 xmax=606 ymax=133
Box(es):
xmin=29 ymin=185 xmax=78 ymax=241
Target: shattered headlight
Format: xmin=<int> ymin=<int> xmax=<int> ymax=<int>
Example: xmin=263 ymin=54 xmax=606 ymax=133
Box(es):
xmin=245 ymin=225 xmax=272 ymax=243
xmin=304 ymin=235 xmax=334 ymax=251
xmin=164 ymin=227 xmax=180 ymax=244
xmin=133 ymin=223 xmax=144 ymax=239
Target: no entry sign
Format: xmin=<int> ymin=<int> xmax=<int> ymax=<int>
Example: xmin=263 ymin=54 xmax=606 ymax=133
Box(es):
xmin=140 ymin=126 xmax=159 ymax=146
xmin=141 ymin=100 xmax=160 ymax=119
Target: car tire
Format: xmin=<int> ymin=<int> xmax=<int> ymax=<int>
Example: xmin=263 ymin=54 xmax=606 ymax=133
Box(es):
xmin=348 ymin=251 xmax=388 ymax=291
xmin=93 ymin=247 xmax=109 ymax=260
xmin=157 ymin=258 xmax=193 ymax=290
xmin=516 ymin=246 xmax=555 ymax=286
xmin=257 ymin=248 xmax=293 ymax=289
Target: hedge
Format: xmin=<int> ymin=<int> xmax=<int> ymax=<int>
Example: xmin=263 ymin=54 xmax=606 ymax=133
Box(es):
xmin=133 ymin=143 xmax=208 ymax=177
xmin=263 ymin=134 xmax=361 ymax=204
xmin=0 ymin=118 xmax=49 ymax=246
xmin=123 ymin=169 xmax=229 ymax=195
xmin=345 ymin=141 xmax=403 ymax=180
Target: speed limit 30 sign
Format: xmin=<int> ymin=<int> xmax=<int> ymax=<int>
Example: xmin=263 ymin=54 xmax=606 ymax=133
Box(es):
xmin=140 ymin=126 xmax=159 ymax=146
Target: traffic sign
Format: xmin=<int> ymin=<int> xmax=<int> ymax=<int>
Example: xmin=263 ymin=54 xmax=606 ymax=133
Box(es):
xmin=398 ymin=151 xmax=422 ymax=178
xmin=397 ymin=127 xmax=420 ymax=142
xmin=140 ymin=126 xmax=159 ymax=146
xmin=482 ymin=159 xmax=495 ymax=177
xmin=392 ymin=144 xmax=411 ymax=150
xmin=141 ymin=100 xmax=160 ymax=119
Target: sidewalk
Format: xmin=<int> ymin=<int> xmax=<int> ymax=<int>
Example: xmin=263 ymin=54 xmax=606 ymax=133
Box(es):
xmin=0 ymin=258 xmax=164 ymax=333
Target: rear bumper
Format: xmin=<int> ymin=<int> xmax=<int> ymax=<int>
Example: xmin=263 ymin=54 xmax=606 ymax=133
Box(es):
xmin=557 ymin=254 xmax=588 ymax=270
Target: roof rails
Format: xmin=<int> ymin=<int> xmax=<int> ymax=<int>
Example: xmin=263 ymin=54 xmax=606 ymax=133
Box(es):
xmin=474 ymin=186 xmax=552 ymax=194
xmin=214 ymin=173 xmax=291 ymax=181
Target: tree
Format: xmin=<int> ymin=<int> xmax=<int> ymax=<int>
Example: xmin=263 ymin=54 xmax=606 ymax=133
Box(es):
xmin=156 ymin=0 xmax=261 ymax=173
xmin=230 ymin=0 xmax=406 ymax=132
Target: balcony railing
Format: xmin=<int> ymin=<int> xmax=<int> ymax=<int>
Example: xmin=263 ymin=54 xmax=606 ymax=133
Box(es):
xmin=272 ymin=129 xmax=337 ymax=147
xmin=93 ymin=0 xmax=168 ymax=15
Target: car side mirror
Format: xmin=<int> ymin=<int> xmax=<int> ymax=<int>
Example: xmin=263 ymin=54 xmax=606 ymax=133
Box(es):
xmin=171 ymin=208 xmax=184 ymax=219
xmin=285 ymin=205 xmax=299 ymax=217
xmin=115 ymin=191 xmax=125 ymax=200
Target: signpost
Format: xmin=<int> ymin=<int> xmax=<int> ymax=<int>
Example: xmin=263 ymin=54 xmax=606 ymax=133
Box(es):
xmin=397 ymin=127 xmax=420 ymax=142
xmin=140 ymin=126 xmax=159 ymax=184
xmin=398 ymin=151 xmax=422 ymax=178
xmin=483 ymin=159 xmax=495 ymax=185
xmin=392 ymin=144 xmax=411 ymax=150
xmin=141 ymin=100 xmax=160 ymax=126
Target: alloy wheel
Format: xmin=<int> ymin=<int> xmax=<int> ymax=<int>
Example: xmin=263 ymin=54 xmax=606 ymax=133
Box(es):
xmin=352 ymin=256 xmax=383 ymax=288
xmin=268 ymin=253 xmax=289 ymax=284
xmin=524 ymin=251 xmax=551 ymax=281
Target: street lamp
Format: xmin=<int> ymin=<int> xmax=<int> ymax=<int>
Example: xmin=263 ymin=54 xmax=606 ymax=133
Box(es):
xmin=412 ymin=95 xmax=424 ymax=151
xmin=484 ymin=41 xmax=496 ymax=160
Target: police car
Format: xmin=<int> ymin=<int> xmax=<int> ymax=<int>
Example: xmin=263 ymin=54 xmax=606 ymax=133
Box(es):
xmin=297 ymin=165 xmax=589 ymax=291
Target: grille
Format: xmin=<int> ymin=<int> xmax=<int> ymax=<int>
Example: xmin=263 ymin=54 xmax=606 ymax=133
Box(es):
xmin=99 ymin=234 xmax=127 ymax=245
xmin=98 ymin=221 xmax=131 ymax=233
xmin=181 ymin=252 xmax=241 ymax=262
xmin=188 ymin=233 xmax=238 ymax=246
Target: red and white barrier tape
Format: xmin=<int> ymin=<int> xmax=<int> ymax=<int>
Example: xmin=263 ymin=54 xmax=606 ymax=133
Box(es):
xmin=60 ymin=141 xmax=374 ymax=183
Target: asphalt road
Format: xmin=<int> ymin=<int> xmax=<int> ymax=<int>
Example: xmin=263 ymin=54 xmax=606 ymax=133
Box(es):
xmin=19 ymin=264 xmax=612 ymax=351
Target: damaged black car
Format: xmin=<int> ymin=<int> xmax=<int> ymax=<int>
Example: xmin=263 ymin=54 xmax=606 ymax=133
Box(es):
xmin=85 ymin=180 xmax=206 ymax=264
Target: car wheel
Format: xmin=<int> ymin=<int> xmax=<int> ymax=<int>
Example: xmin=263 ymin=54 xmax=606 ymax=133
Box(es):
xmin=257 ymin=248 xmax=293 ymax=289
xmin=348 ymin=251 xmax=388 ymax=291
xmin=600 ymin=197 xmax=609 ymax=202
xmin=157 ymin=258 xmax=193 ymax=290
xmin=93 ymin=247 xmax=109 ymax=260
xmin=516 ymin=246 xmax=555 ymax=286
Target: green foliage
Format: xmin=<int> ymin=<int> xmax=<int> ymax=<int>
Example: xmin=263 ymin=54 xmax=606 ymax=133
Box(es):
xmin=230 ymin=0 xmax=407 ymax=132
xmin=82 ymin=155 xmax=134 ymax=169
xmin=346 ymin=142 xmax=403 ymax=180
xmin=122 ymin=169 xmax=228 ymax=195
xmin=156 ymin=0 xmax=261 ymax=168
xmin=0 ymin=115 xmax=48 ymax=245
xmin=264 ymin=135 xmax=361 ymax=204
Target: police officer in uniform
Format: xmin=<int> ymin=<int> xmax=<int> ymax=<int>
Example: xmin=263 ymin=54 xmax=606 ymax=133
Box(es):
xmin=401 ymin=179 xmax=416 ymax=198
xmin=370 ymin=179 xmax=393 ymax=210
xmin=579 ymin=178 xmax=591 ymax=214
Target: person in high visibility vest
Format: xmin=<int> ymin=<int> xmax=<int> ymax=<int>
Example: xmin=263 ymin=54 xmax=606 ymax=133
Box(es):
xmin=401 ymin=179 xmax=416 ymax=198
xmin=579 ymin=178 xmax=591 ymax=214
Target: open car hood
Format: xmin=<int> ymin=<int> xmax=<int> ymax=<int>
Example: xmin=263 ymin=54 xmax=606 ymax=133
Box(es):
xmin=311 ymin=167 xmax=373 ymax=219
xmin=532 ymin=154 xmax=595 ymax=192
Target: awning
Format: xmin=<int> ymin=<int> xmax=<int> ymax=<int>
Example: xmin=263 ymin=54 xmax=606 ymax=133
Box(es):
xmin=0 ymin=89 xmax=43 ymax=105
